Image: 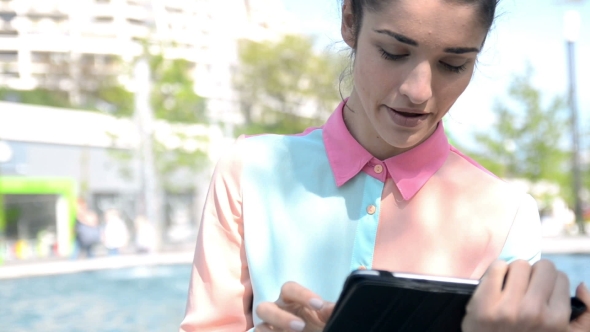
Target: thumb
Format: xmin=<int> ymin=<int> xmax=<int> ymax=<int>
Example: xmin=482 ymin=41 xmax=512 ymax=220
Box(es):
xmin=569 ymin=283 xmax=590 ymax=332
xmin=318 ymin=302 xmax=336 ymax=323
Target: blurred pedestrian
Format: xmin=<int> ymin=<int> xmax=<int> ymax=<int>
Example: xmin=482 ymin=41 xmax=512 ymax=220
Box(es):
xmin=73 ymin=210 xmax=100 ymax=259
xmin=134 ymin=215 xmax=156 ymax=254
xmin=102 ymin=209 xmax=129 ymax=256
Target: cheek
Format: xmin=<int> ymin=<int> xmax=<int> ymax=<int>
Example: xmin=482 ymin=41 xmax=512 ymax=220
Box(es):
xmin=354 ymin=52 xmax=398 ymax=99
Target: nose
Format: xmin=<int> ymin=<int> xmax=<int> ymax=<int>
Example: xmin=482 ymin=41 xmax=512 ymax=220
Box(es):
xmin=399 ymin=61 xmax=433 ymax=105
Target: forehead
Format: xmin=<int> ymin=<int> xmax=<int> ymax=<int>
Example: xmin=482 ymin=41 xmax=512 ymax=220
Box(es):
xmin=365 ymin=0 xmax=487 ymax=48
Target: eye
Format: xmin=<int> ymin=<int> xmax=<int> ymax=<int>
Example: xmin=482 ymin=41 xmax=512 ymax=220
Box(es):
xmin=380 ymin=48 xmax=408 ymax=61
xmin=439 ymin=61 xmax=467 ymax=74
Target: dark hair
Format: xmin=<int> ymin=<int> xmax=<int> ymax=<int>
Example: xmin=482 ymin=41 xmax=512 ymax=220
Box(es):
xmin=343 ymin=0 xmax=500 ymax=48
xmin=337 ymin=0 xmax=500 ymax=102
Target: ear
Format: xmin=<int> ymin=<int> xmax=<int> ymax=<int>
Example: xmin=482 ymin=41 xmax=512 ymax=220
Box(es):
xmin=341 ymin=0 xmax=356 ymax=49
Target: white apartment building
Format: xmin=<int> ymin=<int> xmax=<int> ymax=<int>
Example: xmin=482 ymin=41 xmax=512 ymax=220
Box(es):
xmin=0 ymin=0 xmax=291 ymax=127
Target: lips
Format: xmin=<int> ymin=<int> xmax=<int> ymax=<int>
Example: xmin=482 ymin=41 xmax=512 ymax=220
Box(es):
xmin=386 ymin=107 xmax=429 ymax=128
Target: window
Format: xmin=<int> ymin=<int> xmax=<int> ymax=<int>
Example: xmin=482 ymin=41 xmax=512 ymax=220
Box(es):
xmin=0 ymin=51 xmax=17 ymax=62
xmin=94 ymin=16 xmax=114 ymax=23
xmin=0 ymin=12 xmax=16 ymax=22
xmin=126 ymin=18 xmax=144 ymax=25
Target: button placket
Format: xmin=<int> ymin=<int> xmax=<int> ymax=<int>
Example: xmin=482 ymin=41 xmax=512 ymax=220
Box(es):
xmin=349 ymin=179 xmax=382 ymax=273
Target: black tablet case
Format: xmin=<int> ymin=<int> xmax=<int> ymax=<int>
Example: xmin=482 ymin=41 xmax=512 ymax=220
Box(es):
xmin=324 ymin=270 xmax=477 ymax=332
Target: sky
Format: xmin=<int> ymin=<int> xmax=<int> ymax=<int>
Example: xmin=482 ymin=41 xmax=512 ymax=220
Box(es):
xmin=280 ymin=0 xmax=590 ymax=150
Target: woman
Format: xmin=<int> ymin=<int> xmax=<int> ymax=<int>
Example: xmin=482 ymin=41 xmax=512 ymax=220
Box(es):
xmin=181 ymin=0 xmax=590 ymax=331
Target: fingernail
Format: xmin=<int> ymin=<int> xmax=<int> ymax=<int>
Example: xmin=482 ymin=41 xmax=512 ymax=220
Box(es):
xmin=290 ymin=320 xmax=305 ymax=332
xmin=582 ymin=282 xmax=589 ymax=293
xmin=309 ymin=298 xmax=324 ymax=310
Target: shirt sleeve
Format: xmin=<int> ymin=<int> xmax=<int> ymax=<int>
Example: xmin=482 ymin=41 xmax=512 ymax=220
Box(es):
xmin=179 ymin=138 xmax=253 ymax=331
xmin=498 ymin=193 xmax=542 ymax=264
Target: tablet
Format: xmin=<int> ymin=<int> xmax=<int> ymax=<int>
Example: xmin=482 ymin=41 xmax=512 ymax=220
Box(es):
xmin=324 ymin=269 xmax=587 ymax=332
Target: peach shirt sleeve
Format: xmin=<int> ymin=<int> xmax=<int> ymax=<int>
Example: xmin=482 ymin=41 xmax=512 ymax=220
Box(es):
xmin=179 ymin=140 xmax=253 ymax=331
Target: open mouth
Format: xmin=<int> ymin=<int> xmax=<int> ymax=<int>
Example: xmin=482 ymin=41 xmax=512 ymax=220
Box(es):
xmin=387 ymin=107 xmax=429 ymax=127
xmin=393 ymin=110 xmax=426 ymax=118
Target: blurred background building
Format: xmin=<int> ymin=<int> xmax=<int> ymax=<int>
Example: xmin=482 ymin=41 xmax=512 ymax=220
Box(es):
xmin=0 ymin=0 xmax=290 ymax=122
xmin=0 ymin=0 xmax=294 ymax=261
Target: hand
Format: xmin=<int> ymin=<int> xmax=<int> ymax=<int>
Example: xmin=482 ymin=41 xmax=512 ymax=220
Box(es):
xmin=462 ymin=259 xmax=579 ymax=332
xmin=254 ymin=281 xmax=335 ymax=332
xmin=570 ymin=282 xmax=590 ymax=332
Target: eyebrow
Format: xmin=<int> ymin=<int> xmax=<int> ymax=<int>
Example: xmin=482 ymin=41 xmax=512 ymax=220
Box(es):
xmin=374 ymin=29 xmax=418 ymax=46
xmin=373 ymin=29 xmax=481 ymax=54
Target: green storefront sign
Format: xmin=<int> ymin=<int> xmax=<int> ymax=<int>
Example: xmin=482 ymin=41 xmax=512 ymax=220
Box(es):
xmin=0 ymin=177 xmax=77 ymax=264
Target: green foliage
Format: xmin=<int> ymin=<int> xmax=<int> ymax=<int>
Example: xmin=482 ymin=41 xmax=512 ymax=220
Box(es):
xmin=96 ymin=84 xmax=134 ymax=117
xmin=101 ymin=44 xmax=209 ymax=193
xmin=469 ymin=65 xmax=571 ymax=200
xmin=0 ymin=88 xmax=72 ymax=109
xmin=141 ymin=48 xmax=208 ymax=192
xmin=149 ymin=54 xmax=206 ymax=124
xmin=234 ymin=34 xmax=346 ymax=135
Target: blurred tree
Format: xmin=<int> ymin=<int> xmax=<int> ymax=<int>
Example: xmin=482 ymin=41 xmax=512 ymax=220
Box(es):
xmin=468 ymin=65 xmax=571 ymax=200
xmin=145 ymin=49 xmax=208 ymax=193
xmin=149 ymin=54 xmax=206 ymax=124
xmin=234 ymin=34 xmax=346 ymax=135
xmin=0 ymin=88 xmax=71 ymax=109
xmin=106 ymin=46 xmax=209 ymax=196
xmin=94 ymin=83 xmax=134 ymax=117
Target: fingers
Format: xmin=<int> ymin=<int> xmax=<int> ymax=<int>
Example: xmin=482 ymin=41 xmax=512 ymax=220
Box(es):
xmin=256 ymin=281 xmax=327 ymax=332
xmin=317 ymin=302 xmax=337 ymax=322
xmin=575 ymin=282 xmax=590 ymax=307
xmin=526 ymin=260 xmax=558 ymax=304
xmin=463 ymin=260 xmax=509 ymax=330
xmin=569 ymin=283 xmax=590 ymax=331
xmin=472 ymin=260 xmax=509 ymax=303
xmin=276 ymin=281 xmax=325 ymax=311
xmin=463 ymin=259 xmax=573 ymax=332
xmin=502 ymin=260 xmax=532 ymax=302
xmin=256 ymin=301 xmax=306 ymax=332
xmin=548 ymin=271 xmax=570 ymax=311
xmin=254 ymin=323 xmax=276 ymax=332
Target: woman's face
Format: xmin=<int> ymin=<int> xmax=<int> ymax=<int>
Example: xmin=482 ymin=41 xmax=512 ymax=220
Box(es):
xmin=342 ymin=0 xmax=488 ymax=158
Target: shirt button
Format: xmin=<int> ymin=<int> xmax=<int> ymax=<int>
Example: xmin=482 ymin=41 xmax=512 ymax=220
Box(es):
xmin=358 ymin=265 xmax=367 ymax=270
xmin=367 ymin=205 xmax=376 ymax=215
xmin=374 ymin=164 xmax=383 ymax=174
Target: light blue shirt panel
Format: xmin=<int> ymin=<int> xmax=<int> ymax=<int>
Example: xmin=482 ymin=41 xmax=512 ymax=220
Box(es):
xmin=241 ymin=131 xmax=383 ymax=325
xmin=497 ymin=193 xmax=542 ymax=264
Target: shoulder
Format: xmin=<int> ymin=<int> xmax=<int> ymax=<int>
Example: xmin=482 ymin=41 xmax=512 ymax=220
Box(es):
xmin=211 ymin=127 xmax=325 ymax=183
xmin=500 ymin=193 xmax=542 ymax=263
xmin=438 ymin=146 xmax=538 ymax=222
xmin=444 ymin=146 xmax=522 ymax=199
xmin=240 ymin=128 xmax=324 ymax=153
xmin=235 ymin=128 xmax=326 ymax=167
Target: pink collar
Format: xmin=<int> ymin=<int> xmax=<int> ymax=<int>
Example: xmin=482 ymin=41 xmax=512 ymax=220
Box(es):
xmin=322 ymin=100 xmax=450 ymax=200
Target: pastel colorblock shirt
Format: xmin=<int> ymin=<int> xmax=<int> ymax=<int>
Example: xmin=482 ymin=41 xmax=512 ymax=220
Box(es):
xmin=180 ymin=101 xmax=541 ymax=331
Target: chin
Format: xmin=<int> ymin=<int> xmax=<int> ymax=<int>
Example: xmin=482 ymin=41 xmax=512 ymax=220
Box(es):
xmin=385 ymin=137 xmax=419 ymax=150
